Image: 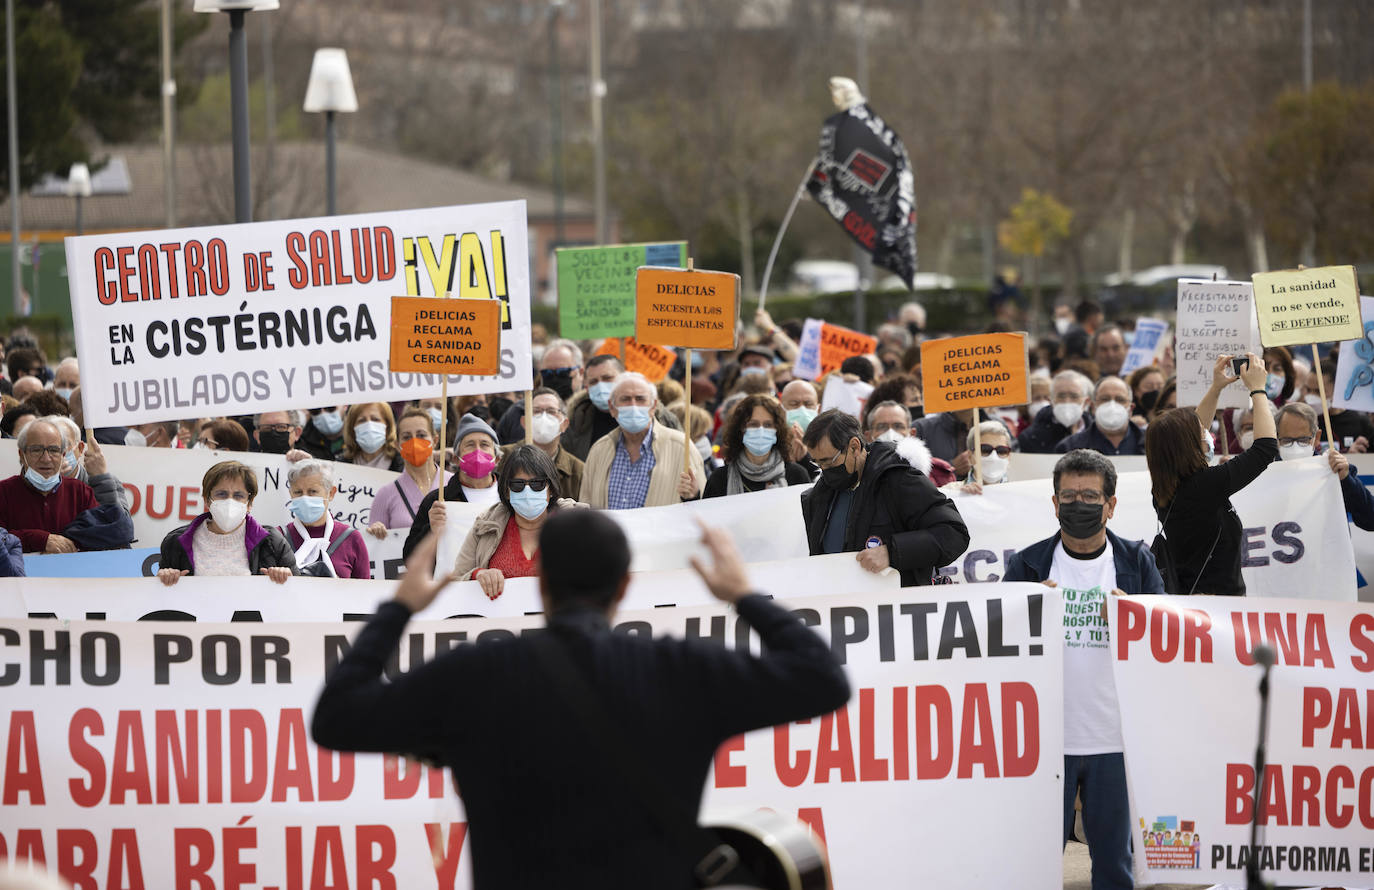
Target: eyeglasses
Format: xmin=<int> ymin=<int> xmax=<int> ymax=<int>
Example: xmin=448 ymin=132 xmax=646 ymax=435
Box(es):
xmin=22 ymin=445 xmax=63 ymax=458
xmin=980 ymin=444 xmax=1012 ymax=457
xmin=508 ymin=478 xmax=549 ymax=492
xmin=258 ymin=423 xmax=294 ymax=434
xmin=197 ymin=437 xmax=219 ymax=449
xmin=1278 ymin=436 xmax=1313 ymax=447
xmin=531 ymin=408 xmax=564 ymax=418
xmin=1057 ymin=489 xmax=1104 ymax=505
xmin=541 ymin=367 xmax=577 ymax=377
xmin=210 ymin=489 xmax=250 ymax=502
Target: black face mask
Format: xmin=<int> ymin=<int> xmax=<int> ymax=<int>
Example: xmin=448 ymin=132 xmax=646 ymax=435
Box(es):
xmin=540 ymin=369 xmax=575 ymax=401
xmin=258 ymin=430 xmax=292 ymax=454
xmin=469 ymin=405 xmax=491 ymax=422
xmin=906 ymin=321 xmax=922 ymax=337
xmin=820 ymin=445 xmax=859 ymax=488
xmin=907 ymin=405 xmax=925 ymax=422
xmin=1058 ymin=501 xmax=1105 ymax=540
xmin=1137 ymin=389 xmax=1160 ymax=416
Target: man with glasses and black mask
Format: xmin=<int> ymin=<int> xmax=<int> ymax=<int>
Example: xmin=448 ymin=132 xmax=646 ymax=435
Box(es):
xmin=253 ymin=410 xmax=304 ymax=455
xmin=800 ymin=409 xmax=969 ymax=586
xmin=1003 ymin=448 xmax=1162 ymax=890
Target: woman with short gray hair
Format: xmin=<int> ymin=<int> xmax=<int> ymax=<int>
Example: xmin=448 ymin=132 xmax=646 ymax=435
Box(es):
xmin=279 ymin=459 xmax=371 ymax=578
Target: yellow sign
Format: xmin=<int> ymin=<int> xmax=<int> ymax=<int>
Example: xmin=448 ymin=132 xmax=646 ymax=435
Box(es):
xmin=634 ymin=266 xmax=739 ymax=350
xmin=1252 ymin=265 xmax=1363 ymax=346
xmin=388 ymin=296 xmax=501 ymax=375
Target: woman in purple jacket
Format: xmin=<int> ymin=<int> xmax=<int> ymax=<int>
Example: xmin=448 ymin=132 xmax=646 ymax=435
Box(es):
xmin=158 ymin=461 xmax=296 ymax=585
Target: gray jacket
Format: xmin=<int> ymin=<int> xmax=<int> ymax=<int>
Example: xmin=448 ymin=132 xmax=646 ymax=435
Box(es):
xmin=77 ymin=466 xmax=131 ymax=512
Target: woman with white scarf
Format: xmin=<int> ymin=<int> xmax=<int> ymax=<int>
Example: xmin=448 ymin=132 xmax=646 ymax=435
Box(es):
xmin=702 ymin=394 xmax=813 ymax=498
xmin=280 ymin=459 xmax=371 ymax=578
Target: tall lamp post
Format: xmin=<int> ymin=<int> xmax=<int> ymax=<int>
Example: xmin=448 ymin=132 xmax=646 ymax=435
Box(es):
xmin=303 ymin=48 xmax=357 ymax=217
xmin=548 ymin=1 xmax=565 ymax=247
xmin=67 ymin=163 xmax=91 ymax=235
xmin=194 ymin=0 xmax=278 ymax=224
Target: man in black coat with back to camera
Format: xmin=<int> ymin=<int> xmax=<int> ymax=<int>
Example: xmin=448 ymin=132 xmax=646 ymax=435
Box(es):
xmin=312 ymin=513 xmax=850 ymax=890
xmin=801 ymin=409 xmax=970 ymax=586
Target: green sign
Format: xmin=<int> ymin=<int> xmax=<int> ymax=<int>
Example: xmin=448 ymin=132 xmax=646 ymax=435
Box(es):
xmin=556 ymin=241 xmax=686 ymax=339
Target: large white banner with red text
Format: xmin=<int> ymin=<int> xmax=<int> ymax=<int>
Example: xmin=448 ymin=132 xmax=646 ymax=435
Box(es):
xmin=0 ymin=584 xmax=1063 ymax=889
xmin=1108 ymin=595 xmax=1374 ymax=887
xmin=65 ymin=202 xmax=532 ymax=427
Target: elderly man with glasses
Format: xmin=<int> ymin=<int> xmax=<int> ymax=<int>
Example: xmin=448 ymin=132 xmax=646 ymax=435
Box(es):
xmin=1002 ymin=448 xmax=1163 ymax=890
xmin=0 ymin=416 xmax=99 ymax=553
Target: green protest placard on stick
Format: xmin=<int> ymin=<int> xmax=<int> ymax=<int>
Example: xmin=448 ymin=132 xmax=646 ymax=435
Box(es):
xmin=556 ymin=242 xmax=687 ymax=339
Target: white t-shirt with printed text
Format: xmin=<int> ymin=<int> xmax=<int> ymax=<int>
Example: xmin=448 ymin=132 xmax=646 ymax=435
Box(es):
xmin=1051 ymin=539 xmax=1124 ymax=754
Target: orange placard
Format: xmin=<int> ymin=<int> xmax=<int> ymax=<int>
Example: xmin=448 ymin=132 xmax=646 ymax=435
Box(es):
xmin=388 ymin=296 xmax=501 ymax=375
xmin=920 ymin=332 xmax=1030 ymax=414
xmin=594 ymin=337 xmax=677 ymax=383
xmin=634 ymin=266 xmax=740 ymax=350
xmin=818 ymin=322 xmax=878 ymax=378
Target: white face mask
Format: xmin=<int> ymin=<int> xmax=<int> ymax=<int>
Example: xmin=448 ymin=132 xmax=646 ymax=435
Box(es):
xmin=124 ymin=428 xmax=148 ymax=448
xmin=694 ymin=436 xmax=713 ymax=462
xmin=209 ymin=499 xmax=247 ymax=532
xmin=530 ymin=412 xmax=561 ymax=445
xmin=1239 ymin=431 xmax=1255 ymax=451
xmin=1054 ymin=318 xmax=1072 ymax=336
xmin=1304 ymin=393 xmax=1324 ymax=410
xmin=1029 ymin=400 xmax=1051 ymax=418
xmin=1279 ymin=442 xmax=1313 ymax=461
xmin=1053 ymin=402 xmax=1084 ymax=428
xmin=875 ymin=429 xmax=905 ymax=444
xmin=980 ymin=454 xmax=1009 ymax=483
xmin=1094 ymin=400 xmax=1130 ymax=432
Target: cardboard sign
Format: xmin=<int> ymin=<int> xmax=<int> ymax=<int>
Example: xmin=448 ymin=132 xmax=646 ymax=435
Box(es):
xmin=920 ymin=332 xmax=1030 ymax=414
xmin=1331 ymin=295 xmax=1374 ymax=411
xmin=1176 ymin=279 xmax=1263 ymax=411
xmin=634 ymin=266 xmax=739 ymax=350
xmin=556 ymin=242 xmax=686 ymax=339
xmin=817 ymin=321 xmax=878 ymax=379
xmin=1120 ymin=317 xmax=1170 ymax=375
xmin=65 ymin=201 xmax=532 ymax=426
xmin=388 ymin=296 xmax=500 ymax=375
xmin=594 ymin=336 xmax=677 ymax=383
xmin=1252 ymin=264 xmax=1363 ymax=347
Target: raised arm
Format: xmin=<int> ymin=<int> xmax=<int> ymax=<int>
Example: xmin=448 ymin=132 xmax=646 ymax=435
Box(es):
xmin=1194 ymin=354 xmax=1236 ymax=429
xmin=1240 ymin=353 xmax=1276 ymax=442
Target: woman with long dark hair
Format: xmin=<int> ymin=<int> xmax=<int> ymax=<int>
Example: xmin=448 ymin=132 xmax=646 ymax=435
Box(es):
xmin=1145 ymin=354 xmax=1276 ymax=595
xmin=703 ymin=394 xmax=812 ymax=497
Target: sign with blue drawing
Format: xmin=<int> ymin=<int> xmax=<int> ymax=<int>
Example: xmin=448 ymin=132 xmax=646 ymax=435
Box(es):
xmin=1120 ymin=318 xmax=1170 ymax=374
xmin=1331 ymin=295 xmax=1374 ymax=412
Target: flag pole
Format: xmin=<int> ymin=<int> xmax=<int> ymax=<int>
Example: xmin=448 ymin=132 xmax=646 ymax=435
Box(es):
xmin=757 ymin=160 xmax=816 ymax=312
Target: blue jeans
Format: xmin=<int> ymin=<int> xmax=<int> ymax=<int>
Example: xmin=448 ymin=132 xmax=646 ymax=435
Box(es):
xmin=1063 ymin=753 xmax=1133 ymax=890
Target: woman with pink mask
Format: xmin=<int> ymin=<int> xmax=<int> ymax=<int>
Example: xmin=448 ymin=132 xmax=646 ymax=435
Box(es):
xmin=401 ymin=414 xmax=501 ymax=559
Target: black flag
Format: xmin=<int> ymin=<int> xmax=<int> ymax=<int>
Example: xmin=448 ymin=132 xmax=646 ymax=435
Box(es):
xmin=806 ymin=103 xmax=918 ymax=289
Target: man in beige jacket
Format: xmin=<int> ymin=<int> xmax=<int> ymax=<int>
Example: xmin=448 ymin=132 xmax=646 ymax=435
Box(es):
xmin=579 ymin=372 xmax=704 ymax=509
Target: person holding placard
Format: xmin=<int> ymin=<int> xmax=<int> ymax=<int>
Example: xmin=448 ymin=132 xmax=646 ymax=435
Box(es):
xmin=1308 ymin=359 xmax=1374 ymax=452
xmin=1054 ymin=377 xmax=1145 ymax=456
xmin=580 ymin=372 xmax=704 ymax=509
xmin=952 ymin=420 xmax=1016 ymax=494
xmin=0 ymin=418 xmax=101 ymax=553
xmin=801 ymin=409 xmax=969 ymax=587
xmin=1146 ymin=354 xmax=1277 ymax=596
xmin=1273 ymin=401 xmax=1374 ymax=530
xmin=367 ymin=408 xmax=452 ymax=538
xmin=401 ymin=414 xmax=503 ymax=560
xmin=158 ymin=461 xmax=296 ymax=585
xmin=702 ymin=395 xmax=811 ymax=498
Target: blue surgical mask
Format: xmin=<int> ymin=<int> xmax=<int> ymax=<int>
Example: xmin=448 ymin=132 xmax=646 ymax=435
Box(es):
xmin=616 ymin=405 xmax=651 ymax=434
xmin=354 ymin=421 xmax=387 ymax=454
xmin=426 ymin=407 xmax=444 ymax=432
xmin=1265 ymin=373 xmax=1284 ymax=399
xmin=589 ymin=381 xmax=614 ymax=411
xmin=61 ymin=450 xmax=77 ymax=474
xmin=508 ymin=486 xmax=550 ymax=520
xmin=312 ymin=410 xmax=343 ymax=436
xmin=55 ymin=387 xmax=74 ymax=402
xmin=24 ymin=467 xmax=61 ymax=492
xmin=742 ymin=427 xmax=777 ymax=456
xmin=290 ymin=495 xmax=327 ymax=524
xmin=740 ymin=365 xmax=769 ymax=377
xmin=786 ymin=407 xmax=818 ymax=432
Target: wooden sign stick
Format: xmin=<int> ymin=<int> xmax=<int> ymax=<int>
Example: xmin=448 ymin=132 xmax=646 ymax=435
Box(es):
xmin=524 ymin=388 xmax=534 ymax=446
xmin=1312 ymin=343 xmax=1338 ymax=451
xmin=682 ymin=256 xmax=696 ymax=482
xmin=972 ymin=418 xmax=982 ymax=486
xmin=437 ymin=289 xmax=451 ymax=505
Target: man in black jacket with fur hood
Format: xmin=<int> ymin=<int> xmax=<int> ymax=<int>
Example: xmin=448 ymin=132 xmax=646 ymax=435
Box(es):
xmin=801 ymin=410 xmax=970 ymax=586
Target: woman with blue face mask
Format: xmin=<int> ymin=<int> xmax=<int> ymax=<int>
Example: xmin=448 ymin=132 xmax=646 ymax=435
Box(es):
xmin=298 ymin=406 xmax=348 ymax=460
xmin=343 ymin=403 xmax=404 ymax=472
xmin=702 ymin=394 xmax=814 ymax=498
xmin=454 ymin=445 xmax=583 ymax=600
xmin=280 ymin=459 xmax=371 ymax=579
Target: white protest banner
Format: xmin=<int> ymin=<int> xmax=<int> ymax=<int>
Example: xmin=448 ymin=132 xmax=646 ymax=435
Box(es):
xmin=439 ymin=485 xmax=811 ymax=575
xmin=65 ymin=202 xmax=532 ymax=427
xmin=1331 ymin=295 xmax=1374 ymax=412
xmin=0 ymin=440 xmax=402 ymax=549
xmin=1108 ymin=595 xmax=1374 ymax=887
xmin=0 ymin=584 xmax=1063 ymax=889
xmin=1007 ymin=453 xmax=1147 ymax=482
xmin=940 ymin=460 xmax=1355 ymax=600
xmin=1176 ymin=279 xmax=1263 ymax=411
xmin=1121 ymin=318 xmax=1170 ymax=375
xmin=0 ymin=553 xmax=893 ymax=622
xmin=792 ymin=318 xmax=824 ymax=380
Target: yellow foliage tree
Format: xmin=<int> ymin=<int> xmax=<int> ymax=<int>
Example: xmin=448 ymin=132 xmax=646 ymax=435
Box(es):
xmin=999 ymin=188 xmax=1073 ymax=333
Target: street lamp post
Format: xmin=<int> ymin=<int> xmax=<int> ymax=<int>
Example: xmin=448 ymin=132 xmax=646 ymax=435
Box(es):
xmin=194 ymin=0 xmax=278 ymax=224
xmin=67 ymin=163 xmax=92 ymax=236
xmin=548 ymin=1 xmax=566 ymax=247
xmin=303 ymin=48 xmax=357 ymax=217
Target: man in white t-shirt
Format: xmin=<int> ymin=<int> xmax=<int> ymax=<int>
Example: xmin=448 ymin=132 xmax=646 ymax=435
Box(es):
xmin=1003 ymin=449 xmax=1164 ymax=890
